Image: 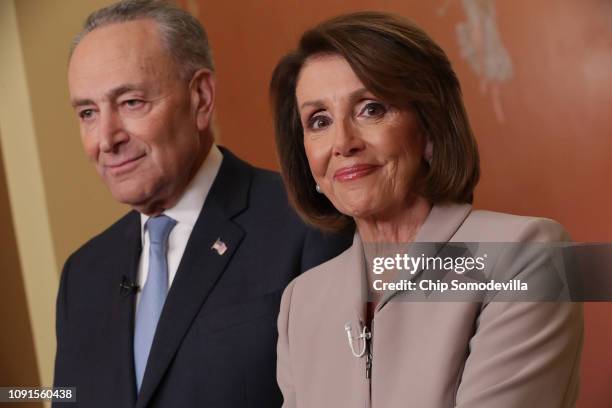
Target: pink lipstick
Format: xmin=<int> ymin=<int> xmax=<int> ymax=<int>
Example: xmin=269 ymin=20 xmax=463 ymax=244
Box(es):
xmin=333 ymin=164 xmax=379 ymax=182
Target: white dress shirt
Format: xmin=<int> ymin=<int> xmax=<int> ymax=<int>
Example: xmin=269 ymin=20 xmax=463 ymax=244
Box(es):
xmin=136 ymin=145 xmax=223 ymax=305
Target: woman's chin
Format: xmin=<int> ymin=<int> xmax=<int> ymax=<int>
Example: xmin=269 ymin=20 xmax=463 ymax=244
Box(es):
xmin=336 ymin=199 xmax=381 ymax=220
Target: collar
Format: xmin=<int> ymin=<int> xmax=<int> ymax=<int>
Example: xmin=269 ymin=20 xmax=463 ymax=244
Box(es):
xmin=336 ymin=202 xmax=474 ymax=317
xmin=140 ymin=144 xmax=223 ymax=236
xmin=413 ymin=203 xmax=472 ymax=243
xmin=378 ymin=202 xmax=473 ymax=309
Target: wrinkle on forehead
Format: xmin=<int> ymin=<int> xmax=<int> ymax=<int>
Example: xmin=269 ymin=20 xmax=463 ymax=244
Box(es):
xmin=68 ymin=19 xmax=179 ymax=100
xmin=296 ymin=55 xmax=371 ymax=113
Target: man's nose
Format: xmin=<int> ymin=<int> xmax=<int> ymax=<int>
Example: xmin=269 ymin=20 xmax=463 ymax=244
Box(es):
xmin=98 ymin=110 xmax=128 ymax=153
xmin=332 ymin=119 xmax=365 ymax=157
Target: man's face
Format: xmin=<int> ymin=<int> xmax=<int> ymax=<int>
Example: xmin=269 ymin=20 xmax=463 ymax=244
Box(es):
xmin=68 ymin=19 xmax=212 ymax=214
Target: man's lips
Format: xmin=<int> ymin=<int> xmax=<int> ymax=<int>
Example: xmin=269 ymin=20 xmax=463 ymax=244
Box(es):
xmin=333 ymin=164 xmax=380 ymax=182
xmin=103 ymin=154 xmax=146 ymax=175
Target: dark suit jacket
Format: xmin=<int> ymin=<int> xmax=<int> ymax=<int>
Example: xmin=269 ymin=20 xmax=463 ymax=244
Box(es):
xmin=53 ymin=148 xmax=352 ymax=408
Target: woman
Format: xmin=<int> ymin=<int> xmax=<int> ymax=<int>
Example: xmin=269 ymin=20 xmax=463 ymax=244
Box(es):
xmin=270 ymin=11 xmax=582 ymax=408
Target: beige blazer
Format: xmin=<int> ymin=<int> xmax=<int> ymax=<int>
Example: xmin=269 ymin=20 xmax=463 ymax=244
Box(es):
xmin=277 ymin=204 xmax=583 ymax=408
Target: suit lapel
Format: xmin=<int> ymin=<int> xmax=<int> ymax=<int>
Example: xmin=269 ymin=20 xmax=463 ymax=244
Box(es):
xmin=136 ymin=149 xmax=250 ymax=408
xmin=376 ymin=203 xmax=473 ymax=310
xmin=323 ymin=234 xmax=370 ymax=341
xmin=107 ymin=211 xmax=141 ymax=407
xmin=347 ymin=234 xmax=369 ymax=321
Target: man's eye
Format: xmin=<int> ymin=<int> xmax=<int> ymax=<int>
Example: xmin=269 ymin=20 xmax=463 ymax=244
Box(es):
xmin=79 ymin=109 xmax=95 ymax=120
xmin=361 ymin=102 xmax=386 ymax=118
xmin=123 ymin=99 xmax=144 ymax=109
xmin=308 ymin=115 xmax=332 ymax=130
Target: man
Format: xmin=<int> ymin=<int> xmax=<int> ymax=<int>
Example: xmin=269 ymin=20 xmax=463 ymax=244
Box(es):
xmin=54 ymin=1 xmax=351 ymax=407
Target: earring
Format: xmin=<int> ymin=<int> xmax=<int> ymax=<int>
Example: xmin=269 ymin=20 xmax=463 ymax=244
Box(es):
xmin=315 ymin=184 xmax=322 ymax=193
xmin=424 ymin=140 xmax=433 ymax=165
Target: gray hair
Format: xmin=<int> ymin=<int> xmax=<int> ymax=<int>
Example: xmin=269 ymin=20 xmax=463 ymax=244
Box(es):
xmin=70 ymin=0 xmax=214 ymax=78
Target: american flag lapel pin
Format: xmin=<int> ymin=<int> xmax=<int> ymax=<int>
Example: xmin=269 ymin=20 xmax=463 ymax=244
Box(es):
xmin=211 ymin=238 xmax=227 ymax=255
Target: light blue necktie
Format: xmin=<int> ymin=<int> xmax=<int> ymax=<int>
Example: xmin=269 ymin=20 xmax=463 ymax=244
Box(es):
xmin=134 ymin=215 xmax=176 ymax=392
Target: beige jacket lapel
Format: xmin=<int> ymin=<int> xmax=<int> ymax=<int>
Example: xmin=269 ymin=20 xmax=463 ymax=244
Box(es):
xmin=374 ymin=203 xmax=473 ymax=310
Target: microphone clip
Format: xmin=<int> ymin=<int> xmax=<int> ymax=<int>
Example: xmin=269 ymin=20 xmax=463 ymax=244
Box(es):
xmin=119 ymin=276 xmax=139 ymax=297
xmin=344 ymin=323 xmax=371 ymax=358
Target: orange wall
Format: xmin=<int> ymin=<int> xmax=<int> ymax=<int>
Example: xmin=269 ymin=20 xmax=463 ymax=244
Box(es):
xmin=182 ymin=0 xmax=612 ymax=406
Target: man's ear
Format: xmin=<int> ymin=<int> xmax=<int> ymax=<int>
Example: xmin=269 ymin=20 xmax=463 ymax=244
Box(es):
xmin=189 ymin=68 xmax=215 ymax=131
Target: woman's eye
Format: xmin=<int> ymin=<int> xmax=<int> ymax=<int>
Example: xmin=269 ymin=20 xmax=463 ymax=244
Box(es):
xmin=308 ymin=115 xmax=332 ymax=130
xmin=361 ymin=102 xmax=386 ymax=118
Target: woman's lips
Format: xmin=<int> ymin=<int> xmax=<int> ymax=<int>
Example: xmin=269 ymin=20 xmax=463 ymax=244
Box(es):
xmin=333 ymin=164 xmax=379 ymax=182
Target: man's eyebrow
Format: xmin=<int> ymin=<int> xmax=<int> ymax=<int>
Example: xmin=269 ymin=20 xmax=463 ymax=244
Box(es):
xmin=71 ymin=97 xmax=95 ymax=108
xmin=299 ymin=87 xmax=369 ymax=111
xmin=70 ymin=83 xmax=145 ymax=108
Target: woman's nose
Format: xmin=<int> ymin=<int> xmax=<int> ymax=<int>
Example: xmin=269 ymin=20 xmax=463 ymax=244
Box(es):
xmin=332 ymin=120 xmax=365 ymax=157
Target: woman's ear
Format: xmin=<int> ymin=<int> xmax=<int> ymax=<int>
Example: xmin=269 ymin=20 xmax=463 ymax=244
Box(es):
xmin=189 ymin=68 xmax=216 ymax=131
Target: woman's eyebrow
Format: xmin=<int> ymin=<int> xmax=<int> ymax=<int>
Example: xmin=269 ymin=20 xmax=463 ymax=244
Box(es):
xmin=299 ymin=87 xmax=370 ymax=111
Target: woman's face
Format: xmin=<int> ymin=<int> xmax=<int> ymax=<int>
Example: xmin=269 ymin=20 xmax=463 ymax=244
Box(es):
xmin=296 ymin=54 xmax=427 ymax=220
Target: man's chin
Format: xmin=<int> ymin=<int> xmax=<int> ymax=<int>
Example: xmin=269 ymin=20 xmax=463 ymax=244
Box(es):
xmin=108 ymin=187 xmax=152 ymax=209
xmin=105 ymin=179 xmax=174 ymax=215
xmin=113 ymin=193 xmax=170 ymax=216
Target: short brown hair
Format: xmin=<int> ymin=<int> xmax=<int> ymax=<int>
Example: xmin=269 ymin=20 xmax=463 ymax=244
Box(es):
xmin=270 ymin=11 xmax=480 ymax=232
